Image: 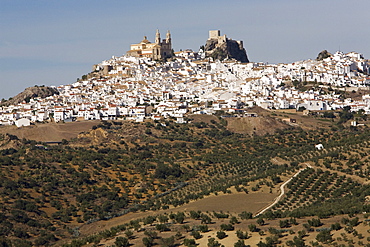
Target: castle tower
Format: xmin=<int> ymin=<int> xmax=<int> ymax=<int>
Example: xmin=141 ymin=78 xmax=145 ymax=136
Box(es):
xmin=209 ymin=30 xmax=220 ymax=40
xmin=155 ymin=29 xmax=161 ymax=44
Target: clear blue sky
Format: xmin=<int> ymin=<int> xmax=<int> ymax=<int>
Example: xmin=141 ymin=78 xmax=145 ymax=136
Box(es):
xmin=1 ymin=0 xmax=370 ymax=99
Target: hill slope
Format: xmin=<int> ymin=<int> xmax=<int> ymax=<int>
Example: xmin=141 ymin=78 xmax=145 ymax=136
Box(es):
xmin=1 ymin=118 xmax=370 ymax=246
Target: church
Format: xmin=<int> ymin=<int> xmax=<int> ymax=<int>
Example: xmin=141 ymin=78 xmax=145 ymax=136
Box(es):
xmin=126 ymin=30 xmax=173 ymax=60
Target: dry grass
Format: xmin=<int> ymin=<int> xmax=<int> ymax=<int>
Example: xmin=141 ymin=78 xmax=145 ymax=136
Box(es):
xmin=171 ymin=191 xmax=276 ymax=214
xmin=76 ymin=190 xmax=277 ymax=238
xmin=227 ymin=116 xmax=288 ymax=136
xmin=0 ymin=120 xmax=100 ymax=142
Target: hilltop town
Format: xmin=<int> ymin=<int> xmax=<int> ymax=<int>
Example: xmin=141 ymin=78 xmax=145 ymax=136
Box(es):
xmin=1 ymin=30 xmax=370 ymax=247
xmin=1 ymin=30 xmax=370 ymax=127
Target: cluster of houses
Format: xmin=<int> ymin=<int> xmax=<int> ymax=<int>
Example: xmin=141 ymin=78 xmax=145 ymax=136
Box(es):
xmin=1 ymin=50 xmax=370 ymax=127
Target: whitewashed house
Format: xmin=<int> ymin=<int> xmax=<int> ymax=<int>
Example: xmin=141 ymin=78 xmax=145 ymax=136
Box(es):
xmin=15 ymin=118 xmax=31 ymax=127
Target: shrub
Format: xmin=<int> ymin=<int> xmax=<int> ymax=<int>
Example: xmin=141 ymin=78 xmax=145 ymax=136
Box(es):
xmin=316 ymin=230 xmax=333 ymax=244
xmin=220 ymin=223 xmax=234 ymax=231
xmin=183 ymin=238 xmax=196 ymax=247
xmin=156 ymin=224 xmax=170 ymax=232
xmin=248 ymin=224 xmax=258 ymax=232
xmin=216 ymin=231 xmax=227 ymax=239
xmin=234 ymin=240 xmax=247 ymax=247
xmin=236 ymin=230 xmax=248 ymax=239
xmin=191 ymin=230 xmax=202 ymax=239
xmin=239 ymin=211 xmax=253 ymax=220
xmin=115 ymin=237 xmax=129 ymax=247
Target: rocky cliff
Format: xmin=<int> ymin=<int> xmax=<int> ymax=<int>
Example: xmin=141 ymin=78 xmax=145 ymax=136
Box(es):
xmin=316 ymin=50 xmax=332 ymax=60
xmin=1 ymin=86 xmax=59 ymax=106
xmin=204 ymin=38 xmax=249 ymax=63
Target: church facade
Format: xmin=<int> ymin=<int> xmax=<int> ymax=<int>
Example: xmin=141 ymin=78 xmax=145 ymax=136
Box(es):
xmin=127 ymin=30 xmax=173 ymax=60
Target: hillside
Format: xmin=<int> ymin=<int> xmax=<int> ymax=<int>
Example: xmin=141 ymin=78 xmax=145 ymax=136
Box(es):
xmin=0 ymin=121 xmax=99 ymax=142
xmin=0 ymin=111 xmax=292 ymax=143
xmin=0 ymin=116 xmax=370 ymax=246
xmin=1 ymin=86 xmax=59 ymax=106
xmin=227 ymin=116 xmax=288 ymax=136
xmin=0 ymin=106 xmax=337 ymax=144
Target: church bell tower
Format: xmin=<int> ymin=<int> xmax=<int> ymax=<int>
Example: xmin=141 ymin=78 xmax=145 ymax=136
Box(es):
xmin=166 ymin=30 xmax=171 ymax=43
xmin=155 ymin=29 xmax=161 ymax=44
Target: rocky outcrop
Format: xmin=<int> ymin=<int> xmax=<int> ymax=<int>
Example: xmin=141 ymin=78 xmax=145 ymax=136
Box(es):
xmin=316 ymin=50 xmax=332 ymax=60
xmin=204 ymin=35 xmax=249 ymax=63
xmin=0 ymin=134 xmax=23 ymax=150
xmin=1 ymin=86 xmax=59 ymax=106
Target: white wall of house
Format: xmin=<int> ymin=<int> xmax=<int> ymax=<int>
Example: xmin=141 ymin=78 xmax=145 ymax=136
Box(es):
xmin=15 ymin=118 xmax=31 ymax=127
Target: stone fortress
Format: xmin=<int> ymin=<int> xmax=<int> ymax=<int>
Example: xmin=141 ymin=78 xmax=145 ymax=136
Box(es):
xmin=208 ymin=30 xmax=244 ymax=51
xmin=205 ymin=30 xmax=249 ymax=63
xmin=126 ymin=29 xmax=173 ymax=60
xmin=208 ymin=30 xmax=227 ymax=44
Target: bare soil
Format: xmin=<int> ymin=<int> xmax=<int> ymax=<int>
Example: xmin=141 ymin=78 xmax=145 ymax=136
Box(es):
xmin=0 ymin=120 xmax=99 ymax=142
xmin=77 ymin=191 xmax=277 ymax=238
xmin=188 ymin=114 xmax=220 ymax=124
xmin=227 ymin=116 xmax=288 ymax=136
xmin=176 ymin=192 xmax=276 ymax=214
xmin=271 ymin=109 xmax=334 ymax=130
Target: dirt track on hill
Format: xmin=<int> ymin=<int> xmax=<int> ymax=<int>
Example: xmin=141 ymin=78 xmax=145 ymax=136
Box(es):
xmin=255 ymin=164 xmax=312 ymax=216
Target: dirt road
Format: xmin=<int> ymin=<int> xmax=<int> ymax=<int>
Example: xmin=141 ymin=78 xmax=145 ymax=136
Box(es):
xmin=255 ymin=163 xmax=312 ymax=217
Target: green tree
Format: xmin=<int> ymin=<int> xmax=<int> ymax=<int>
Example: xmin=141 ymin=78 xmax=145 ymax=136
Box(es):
xmin=158 ymin=214 xmax=169 ymax=223
xmin=316 ymin=230 xmax=333 ymax=244
xmin=191 ymin=230 xmax=202 ymax=239
xmin=124 ymin=230 xmax=133 ymax=239
xmin=286 ymin=236 xmax=305 ymax=247
xmin=257 ymin=235 xmax=279 ymax=247
xmin=230 ymin=216 xmax=239 ymax=225
xmin=220 ymin=223 xmax=234 ymax=231
xmin=239 ymin=211 xmax=253 ymax=220
xmin=331 ymin=222 xmax=341 ymax=231
xmin=234 ymin=239 xmax=247 ymax=247
xmin=216 ymin=231 xmax=227 ymax=239
xmin=143 ymin=216 xmax=156 ymax=225
xmin=156 ymin=224 xmax=169 ymax=232
xmin=279 ymin=219 xmax=290 ymax=228
xmin=257 ymin=218 xmax=265 ymax=226
xmin=207 ymin=237 xmax=221 ymax=247
xmin=289 ymin=218 xmax=298 ymax=225
xmin=183 ymin=238 xmax=196 ymax=247
xmin=175 ymin=212 xmax=185 ymax=224
xmin=190 ymin=210 xmax=201 ymax=219
xmin=160 ymin=236 xmax=175 ymax=247
xmin=201 ymin=214 xmax=212 ymax=224
xmin=144 ymin=230 xmax=158 ymax=239
xmin=199 ymin=225 xmax=209 ymax=233
xmin=115 ymin=236 xmax=129 ymax=247
xmin=248 ymin=224 xmax=258 ymax=232
xmin=236 ymin=230 xmax=248 ymax=239
xmin=142 ymin=237 xmax=154 ymax=247
xmin=308 ymin=218 xmax=322 ymax=227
